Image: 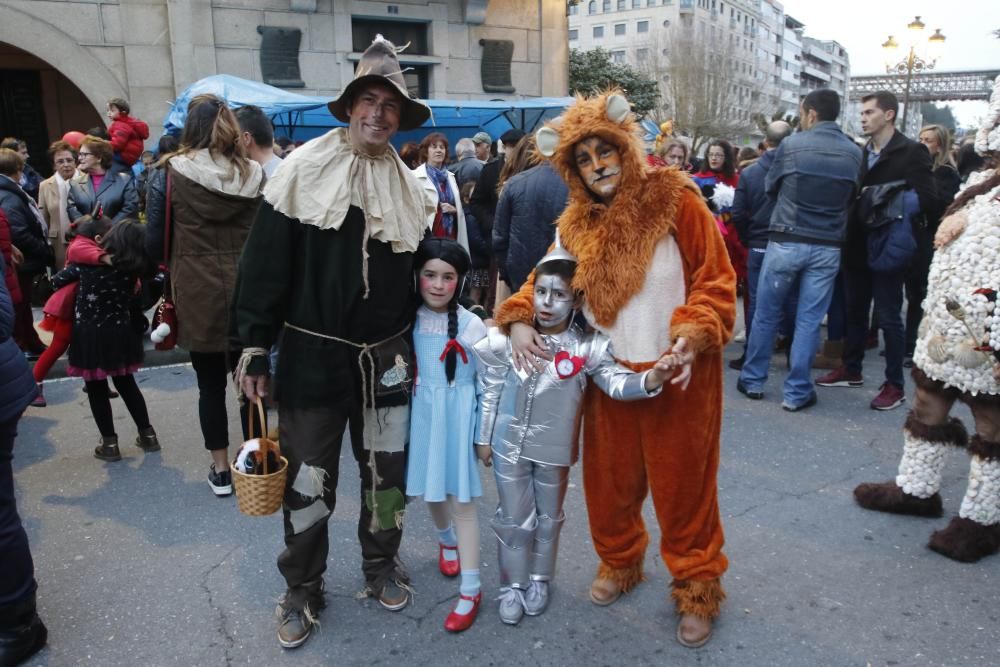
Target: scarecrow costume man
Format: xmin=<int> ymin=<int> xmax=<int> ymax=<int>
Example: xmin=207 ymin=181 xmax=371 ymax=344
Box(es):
xmin=495 ymin=91 xmax=736 ymax=647
xmin=853 ymin=74 xmax=1000 ymax=563
xmin=233 ymin=36 xmax=435 ymax=649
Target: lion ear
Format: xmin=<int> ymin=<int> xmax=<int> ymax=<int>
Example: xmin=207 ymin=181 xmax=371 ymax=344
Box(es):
xmin=536 ymin=126 xmax=560 ymax=157
xmin=606 ymin=94 xmax=630 ymax=124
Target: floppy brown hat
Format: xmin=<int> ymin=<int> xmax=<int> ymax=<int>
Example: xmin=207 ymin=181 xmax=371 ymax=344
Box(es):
xmin=328 ymin=34 xmax=431 ymax=132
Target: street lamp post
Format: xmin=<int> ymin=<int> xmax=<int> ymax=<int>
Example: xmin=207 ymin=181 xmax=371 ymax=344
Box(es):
xmin=881 ymin=16 xmax=946 ymax=132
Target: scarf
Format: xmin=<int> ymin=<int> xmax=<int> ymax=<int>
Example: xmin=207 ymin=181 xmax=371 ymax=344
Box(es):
xmin=426 ymin=164 xmax=456 ymax=239
xmin=263 ymin=128 xmax=432 ymax=253
xmin=168 ymin=149 xmax=263 ymax=198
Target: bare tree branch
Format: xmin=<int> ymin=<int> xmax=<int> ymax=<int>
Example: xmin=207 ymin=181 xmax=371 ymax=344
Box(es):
xmin=640 ymin=25 xmax=769 ymax=154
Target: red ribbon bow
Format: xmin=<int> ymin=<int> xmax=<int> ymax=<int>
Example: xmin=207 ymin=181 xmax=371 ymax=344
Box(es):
xmin=440 ymin=339 xmax=468 ymax=364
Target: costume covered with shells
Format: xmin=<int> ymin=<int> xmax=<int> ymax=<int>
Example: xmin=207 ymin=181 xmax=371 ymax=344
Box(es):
xmin=854 ymin=74 xmax=1000 ymax=562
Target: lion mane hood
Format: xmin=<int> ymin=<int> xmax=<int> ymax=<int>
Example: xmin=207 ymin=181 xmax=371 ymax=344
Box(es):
xmin=532 ymin=91 xmax=700 ymax=327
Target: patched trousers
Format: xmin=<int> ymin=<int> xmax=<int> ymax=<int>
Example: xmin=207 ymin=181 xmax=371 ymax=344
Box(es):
xmin=277 ymin=402 xmax=409 ymax=594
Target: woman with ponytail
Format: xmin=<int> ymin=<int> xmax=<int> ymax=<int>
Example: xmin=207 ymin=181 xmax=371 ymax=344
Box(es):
xmin=406 ymin=237 xmax=488 ymax=632
xmin=145 ymin=93 xmax=264 ymax=495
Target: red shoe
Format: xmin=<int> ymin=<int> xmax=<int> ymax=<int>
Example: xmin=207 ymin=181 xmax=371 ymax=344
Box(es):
xmin=816 ymin=366 xmax=863 ymax=387
xmin=870 ymin=382 xmax=905 ymax=411
xmin=438 ymin=544 xmax=460 ymax=577
xmin=444 ymin=592 xmax=481 ymax=632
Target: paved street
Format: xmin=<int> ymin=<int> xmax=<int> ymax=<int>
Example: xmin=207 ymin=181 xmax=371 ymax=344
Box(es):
xmin=11 ymin=340 xmax=999 ymax=666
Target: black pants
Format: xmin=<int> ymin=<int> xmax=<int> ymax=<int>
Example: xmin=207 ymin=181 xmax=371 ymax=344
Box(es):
xmin=277 ymin=402 xmax=408 ymax=594
xmin=844 ymin=263 xmax=906 ymax=388
xmin=189 ymin=351 xmax=261 ymax=451
xmin=0 ymin=414 xmax=35 ymax=607
xmin=12 ymin=272 xmax=44 ymax=354
xmin=904 ymin=226 xmax=935 ymax=357
xmin=85 ymin=375 xmax=151 ymax=438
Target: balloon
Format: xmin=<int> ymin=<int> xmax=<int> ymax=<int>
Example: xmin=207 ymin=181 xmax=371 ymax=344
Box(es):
xmin=62 ymin=131 xmax=86 ymax=149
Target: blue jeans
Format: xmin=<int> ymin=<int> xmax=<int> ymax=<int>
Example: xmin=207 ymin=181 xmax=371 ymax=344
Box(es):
xmin=745 ymin=247 xmax=798 ymax=352
xmin=740 ymin=241 xmax=841 ymax=406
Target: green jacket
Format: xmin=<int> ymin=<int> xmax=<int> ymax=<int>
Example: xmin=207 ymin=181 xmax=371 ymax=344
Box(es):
xmin=233 ymin=201 xmax=416 ymax=409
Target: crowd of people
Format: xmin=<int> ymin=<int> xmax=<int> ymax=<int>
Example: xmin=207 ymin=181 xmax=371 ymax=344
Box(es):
xmin=1 ymin=30 xmax=998 ymax=663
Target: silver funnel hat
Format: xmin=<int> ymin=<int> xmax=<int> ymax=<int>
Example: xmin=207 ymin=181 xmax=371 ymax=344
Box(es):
xmin=535 ymin=229 xmax=577 ymax=271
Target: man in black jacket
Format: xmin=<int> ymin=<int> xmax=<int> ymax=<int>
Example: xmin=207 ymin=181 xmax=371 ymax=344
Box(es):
xmin=469 ymin=128 xmax=524 ymax=310
xmin=817 ymin=91 xmax=939 ymax=411
xmin=492 ymin=161 xmax=569 ymax=290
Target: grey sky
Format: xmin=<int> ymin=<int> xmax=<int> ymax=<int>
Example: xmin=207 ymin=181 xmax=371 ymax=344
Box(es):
xmin=782 ymin=0 xmax=999 ymax=127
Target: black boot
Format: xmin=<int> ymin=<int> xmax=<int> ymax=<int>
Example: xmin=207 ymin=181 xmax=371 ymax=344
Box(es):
xmin=135 ymin=427 xmax=160 ymax=453
xmin=94 ymin=436 xmax=121 ymax=462
xmin=0 ymin=592 xmax=48 ymax=667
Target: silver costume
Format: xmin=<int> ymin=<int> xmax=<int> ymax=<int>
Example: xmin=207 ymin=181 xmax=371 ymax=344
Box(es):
xmin=473 ymin=324 xmax=659 ymax=589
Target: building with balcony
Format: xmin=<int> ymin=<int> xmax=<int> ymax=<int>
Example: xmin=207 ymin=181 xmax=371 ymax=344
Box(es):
xmin=778 ymin=14 xmax=804 ymax=116
xmin=0 ymin=0 xmax=568 ymax=176
xmin=568 ymin=0 xmax=766 ymax=133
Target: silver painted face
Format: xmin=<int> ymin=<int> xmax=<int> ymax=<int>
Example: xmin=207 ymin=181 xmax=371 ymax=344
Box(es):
xmin=534 ymin=274 xmax=575 ymax=330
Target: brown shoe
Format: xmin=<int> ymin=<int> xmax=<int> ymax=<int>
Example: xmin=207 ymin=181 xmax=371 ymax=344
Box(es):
xmin=589 ymin=577 xmax=622 ymax=606
xmin=928 ymin=516 xmax=1000 ymax=563
xmin=377 ymin=578 xmax=411 ymax=611
xmin=676 ymin=614 xmax=713 ymax=648
xmin=854 ymin=481 xmax=943 ymax=517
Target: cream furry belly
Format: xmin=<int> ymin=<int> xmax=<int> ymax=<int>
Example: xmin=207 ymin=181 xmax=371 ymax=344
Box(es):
xmin=584 ymin=236 xmax=686 ymax=363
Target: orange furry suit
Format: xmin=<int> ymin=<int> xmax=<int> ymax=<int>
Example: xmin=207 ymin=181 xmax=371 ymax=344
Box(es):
xmin=496 ymin=92 xmax=736 ymax=619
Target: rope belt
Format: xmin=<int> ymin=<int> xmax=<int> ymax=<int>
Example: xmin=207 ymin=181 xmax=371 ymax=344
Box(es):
xmin=282 ymin=321 xmax=411 ymax=533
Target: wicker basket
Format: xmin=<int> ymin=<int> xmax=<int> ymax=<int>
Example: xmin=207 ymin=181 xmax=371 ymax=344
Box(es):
xmin=232 ymin=398 xmax=287 ymax=516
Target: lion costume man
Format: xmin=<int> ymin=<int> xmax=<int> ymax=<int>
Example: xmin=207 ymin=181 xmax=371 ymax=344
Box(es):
xmin=495 ymin=92 xmax=736 ymax=646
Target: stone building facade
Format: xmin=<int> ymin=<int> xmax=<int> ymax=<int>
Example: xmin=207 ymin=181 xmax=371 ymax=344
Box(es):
xmin=0 ymin=0 xmax=567 ymax=173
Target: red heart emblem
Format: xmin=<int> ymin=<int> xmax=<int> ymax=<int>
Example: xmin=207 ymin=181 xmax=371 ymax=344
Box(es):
xmin=553 ymin=350 xmax=585 ymax=379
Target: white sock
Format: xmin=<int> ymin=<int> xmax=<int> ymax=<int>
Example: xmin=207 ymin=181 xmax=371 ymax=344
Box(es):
xmin=455 ymin=569 xmax=481 ymax=614
xmin=438 ymin=526 xmax=458 ymax=561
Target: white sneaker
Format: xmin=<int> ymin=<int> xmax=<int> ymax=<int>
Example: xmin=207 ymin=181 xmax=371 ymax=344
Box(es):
xmin=497 ymin=587 xmax=525 ymax=625
xmin=733 ymin=329 xmax=746 ymax=343
xmin=524 ymin=580 xmax=549 ymax=616
xmin=208 ymin=464 xmax=233 ymax=497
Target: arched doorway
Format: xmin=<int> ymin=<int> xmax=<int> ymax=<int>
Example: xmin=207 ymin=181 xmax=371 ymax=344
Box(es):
xmin=0 ymin=43 xmax=104 ymax=178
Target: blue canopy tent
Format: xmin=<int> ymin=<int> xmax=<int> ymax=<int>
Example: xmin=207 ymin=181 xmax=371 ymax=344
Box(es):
xmin=163 ymin=75 xmax=573 ymax=150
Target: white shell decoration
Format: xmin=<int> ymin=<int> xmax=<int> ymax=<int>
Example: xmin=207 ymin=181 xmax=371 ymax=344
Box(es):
xmin=926 ymin=336 xmax=949 ymax=362
xmin=605 ymin=94 xmax=630 ymax=124
xmin=917 ymin=318 xmax=930 ymax=340
xmin=953 ymin=342 xmax=986 ymax=369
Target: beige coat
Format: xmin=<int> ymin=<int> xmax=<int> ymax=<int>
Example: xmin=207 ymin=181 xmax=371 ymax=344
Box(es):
xmin=37 ymin=175 xmax=71 ymax=269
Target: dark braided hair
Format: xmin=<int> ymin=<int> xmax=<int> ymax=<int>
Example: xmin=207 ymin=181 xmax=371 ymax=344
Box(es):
xmin=414 ymin=237 xmax=471 ymax=385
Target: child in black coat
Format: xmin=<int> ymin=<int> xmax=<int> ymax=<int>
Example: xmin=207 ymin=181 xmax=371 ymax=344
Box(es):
xmin=52 ymin=219 xmax=159 ymax=461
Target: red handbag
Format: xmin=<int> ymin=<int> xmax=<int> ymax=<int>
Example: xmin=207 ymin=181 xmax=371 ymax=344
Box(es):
xmin=150 ymin=171 xmax=178 ymax=351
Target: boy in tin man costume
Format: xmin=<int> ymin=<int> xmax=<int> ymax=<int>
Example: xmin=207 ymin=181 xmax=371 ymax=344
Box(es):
xmin=474 ymin=239 xmax=678 ymax=625
xmin=234 ymin=36 xmax=435 ymax=649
